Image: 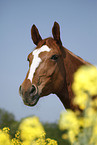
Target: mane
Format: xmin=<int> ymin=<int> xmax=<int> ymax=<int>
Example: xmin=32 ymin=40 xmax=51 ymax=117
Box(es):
xmin=66 ymin=48 xmax=90 ymax=65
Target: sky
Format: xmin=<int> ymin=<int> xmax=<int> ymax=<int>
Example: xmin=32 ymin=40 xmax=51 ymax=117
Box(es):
xmin=0 ymin=0 xmax=97 ymax=123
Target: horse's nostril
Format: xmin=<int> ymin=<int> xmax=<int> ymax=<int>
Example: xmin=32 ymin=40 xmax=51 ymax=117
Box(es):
xmin=30 ymin=85 xmax=36 ymax=95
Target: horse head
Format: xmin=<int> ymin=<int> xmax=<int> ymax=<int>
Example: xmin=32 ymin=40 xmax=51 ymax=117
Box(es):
xmin=19 ymin=22 xmax=67 ymax=107
xmin=19 ymin=22 xmax=89 ymax=109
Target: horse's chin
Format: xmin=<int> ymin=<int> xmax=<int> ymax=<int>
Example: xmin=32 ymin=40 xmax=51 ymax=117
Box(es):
xmin=23 ymin=94 xmax=40 ymax=107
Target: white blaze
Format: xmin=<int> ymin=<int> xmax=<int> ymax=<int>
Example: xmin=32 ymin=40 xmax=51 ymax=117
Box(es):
xmin=28 ymin=45 xmax=51 ymax=83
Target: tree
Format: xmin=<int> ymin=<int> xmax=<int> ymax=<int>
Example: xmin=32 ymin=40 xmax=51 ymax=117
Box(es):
xmin=0 ymin=108 xmax=19 ymax=138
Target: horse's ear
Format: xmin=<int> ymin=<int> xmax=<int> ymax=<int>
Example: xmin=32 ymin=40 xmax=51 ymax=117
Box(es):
xmin=52 ymin=22 xmax=62 ymax=45
xmin=31 ymin=25 xmax=42 ymax=45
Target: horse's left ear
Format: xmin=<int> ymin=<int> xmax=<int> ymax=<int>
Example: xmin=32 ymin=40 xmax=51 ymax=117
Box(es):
xmin=31 ymin=24 xmax=42 ymax=45
xmin=52 ymin=22 xmax=62 ymax=46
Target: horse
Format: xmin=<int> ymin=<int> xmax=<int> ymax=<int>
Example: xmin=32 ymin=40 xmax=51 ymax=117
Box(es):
xmin=19 ymin=22 xmax=90 ymax=110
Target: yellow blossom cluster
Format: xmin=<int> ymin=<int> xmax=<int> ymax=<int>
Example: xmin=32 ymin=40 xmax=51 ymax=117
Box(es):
xmin=72 ymin=65 xmax=97 ymax=110
xmin=19 ymin=116 xmax=45 ymax=141
xmin=59 ymin=65 xmax=97 ymax=144
xmin=0 ymin=128 xmax=11 ymax=145
xmin=0 ymin=117 xmax=58 ymax=145
xmin=59 ymin=110 xmax=79 ymax=143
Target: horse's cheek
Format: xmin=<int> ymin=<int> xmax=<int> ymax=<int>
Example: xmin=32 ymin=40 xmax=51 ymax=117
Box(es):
xmin=47 ymin=63 xmax=57 ymax=76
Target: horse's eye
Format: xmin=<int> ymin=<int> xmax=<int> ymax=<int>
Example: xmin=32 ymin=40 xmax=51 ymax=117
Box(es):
xmin=51 ymin=55 xmax=58 ymax=61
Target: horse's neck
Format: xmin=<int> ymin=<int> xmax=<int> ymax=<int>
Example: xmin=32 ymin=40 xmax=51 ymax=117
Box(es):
xmin=58 ymin=47 xmax=89 ymax=110
xmin=64 ymin=48 xmax=89 ymax=85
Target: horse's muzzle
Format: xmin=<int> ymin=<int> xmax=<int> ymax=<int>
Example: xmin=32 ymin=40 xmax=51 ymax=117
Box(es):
xmin=19 ymin=84 xmax=39 ymax=106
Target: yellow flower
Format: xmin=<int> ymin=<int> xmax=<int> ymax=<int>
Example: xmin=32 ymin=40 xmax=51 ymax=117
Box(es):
xmin=19 ymin=116 xmax=45 ymax=141
xmin=90 ymin=124 xmax=97 ymax=144
xmin=46 ymin=138 xmax=58 ymax=145
xmin=59 ymin=110 xmax=79 ymax=134
xmin=68 ymin=130 xmax=76 ymax=144
xmin=2 ymin=127 xmax=10 ymax=134
xmin=0 ymin=129 xmax=12 ymax=145
xmin=12 ymin=138 xmax=22 ymax=145
xmin=83 ymin=118 xmax=93 ymax=128
xmin=15 ymin=131 xmax=21 ymax=139
xmin=22 ymin=140 xmax=30 ymax=145
xmin=73 ymin=93 xmax=88 ymax=110
xmin=86 ymin=107 xmax=96 ymax=118
xmin=91 ymin=98 xmax=97 ymax=108
xmin=72 ymin=65 xmax=97 ymax=109
xmin=93 ymin=124 xmax=97 ymax=137
xmin=35 ymin=138 xmax=46 ymax=145
xmin=62 ymin=133 xmax=68 ymax=140
xmin=78 ymin=117 xmax=84 ymax=127
xmin=30 ymin=137 xmax=58 ymax=145
xmin=72 ymin=65 xmax=97 ymax=95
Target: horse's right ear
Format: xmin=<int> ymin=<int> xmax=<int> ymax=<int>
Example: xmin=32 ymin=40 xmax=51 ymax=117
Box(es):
xmin=31 ymin=25 xmax=42 ymax=45
xmin=52 ymin=22 xmax=62 ymax=46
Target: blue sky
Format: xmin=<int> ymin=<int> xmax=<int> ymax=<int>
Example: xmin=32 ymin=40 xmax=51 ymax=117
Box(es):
xmin=0 ymin=0 xmax=97 ymax=123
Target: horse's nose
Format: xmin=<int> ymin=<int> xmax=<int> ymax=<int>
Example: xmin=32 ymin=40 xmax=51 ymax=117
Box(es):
xmin=19 ymin=84 xmax=37 ymax=97
xmin=29 ymin=85 xmax=37 ymax=96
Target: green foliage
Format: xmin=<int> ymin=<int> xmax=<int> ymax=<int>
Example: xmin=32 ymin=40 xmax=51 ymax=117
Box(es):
xmin=0 ymin=108 xmax=19 ymax=138
xmin=0 ymin=108 xmax=15 ymax=128
xmin=43 ymin=123 xmax=70 ymax=145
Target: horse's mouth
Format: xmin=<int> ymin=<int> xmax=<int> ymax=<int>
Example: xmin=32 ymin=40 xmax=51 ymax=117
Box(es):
xmin=23 ymin=94 xmax=40 ymax=106
xmin=19 ymin=84 xmax=40 ymax=107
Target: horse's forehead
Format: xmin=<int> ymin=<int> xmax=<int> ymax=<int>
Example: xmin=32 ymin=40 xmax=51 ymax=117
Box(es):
xmin=33 ymin=45 xmax=51 ymax=56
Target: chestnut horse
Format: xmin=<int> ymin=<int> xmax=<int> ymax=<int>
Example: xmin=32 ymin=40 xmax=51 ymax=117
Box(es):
xmin=19 ymin=22 xmax=89 ymax=110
